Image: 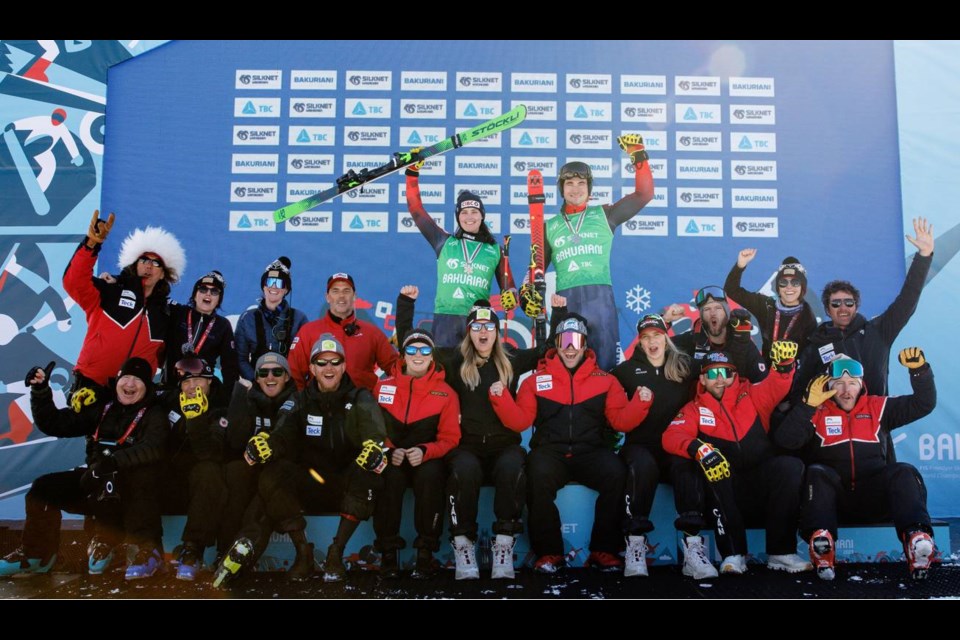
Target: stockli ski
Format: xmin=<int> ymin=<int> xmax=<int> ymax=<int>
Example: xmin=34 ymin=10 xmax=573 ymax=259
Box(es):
xmin=274 ymin=105 xmax=527 ymax=223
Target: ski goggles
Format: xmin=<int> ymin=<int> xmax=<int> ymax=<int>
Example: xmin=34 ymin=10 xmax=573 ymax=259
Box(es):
xmin=311 ymin=357 xmax=344 ymax=367
xmin=704 ymin=366 xmax=736 ymax=380
xmin=469 ymin=321 xmax=497 ymax=333
xmin=694 ymin=286 xmax=726 ymax=307
xmin=263 ymin=277 xmax=286 ymax=290
xmin=404 ymin=345 xmax=434 ymax=356
xmin=256 ymin=367 xmax=287 ymax=378
xmin=777 ymin=278 xmax=802 ymax=288
xmin=829 ymin=358 xmax=863 ymax=379
xmin=557 ymin=331 xmax=586 ymax=350
xmin=829 ymin=298 xmax=856 ymax=309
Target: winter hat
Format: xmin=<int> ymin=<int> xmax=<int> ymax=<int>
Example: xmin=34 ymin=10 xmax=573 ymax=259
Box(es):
xmin=557 ymin=313 xmax=589 ymax=337
xmin=466 ymin=300 xmax=500 ymax=328
xmin=117 ymin=357 xmax=154 ymax=388
xmin=636 ymin=314 xmax=668 ymax=336
xmin=701 ymin=351 xmax=734 ymax=372
xmin=310 ymin=333 xmax=345 ymax=361
xmin=191 ymin=270 xmax=226 ymax=309
xmin=777 ymin=257 xmax=808 ymax=297
xmin=402 ymin=328 xmax=435 ymax=350
xmin=326 ymin=272 xmax=355 ymax=292
xmin=261 ymin=256 xmax=292 ymax=292
xmin=255 ymin=352 xmax=291 ymax=376
xmin=175 ymin=356 xmax=216 ymax=383
xmin=455 ymin=191 xmax=486 ymax=221
xmin=117 ymin=226 xmax=187 ymax=284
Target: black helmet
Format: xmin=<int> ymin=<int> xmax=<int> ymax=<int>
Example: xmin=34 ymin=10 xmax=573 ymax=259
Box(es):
xmin=557 ymin=161 xmax=593 ymax=197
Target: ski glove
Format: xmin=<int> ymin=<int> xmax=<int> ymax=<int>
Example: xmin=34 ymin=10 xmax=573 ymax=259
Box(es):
xmin=804 ymin=375 xmax=837 ymax=408
xmin=617 ymin=133 xmax=648 ymax=165
xmin=729 ymin=308 xmax=753 ymax=338
xmin=500 ymin=288 xmax=518 ymax=312
xmin=25 ymin=361 xmax=56 ymax=389
xmin=245 ymin=432 xmax=273 ymax=465
xmin=180 ymin=386 xmax=209 ymax=419
xmin=695 ymin=441 xmax=730 ymax=483
xmin=769 ymin=340 xmax=798 ymax=373
xmin=519 ymin=283 xmax=543 ymax=319
xmin=70 ymin=387 xmax=98 ymax=413
xmin=356 ymin=439 xmax=388 ymax=474
xmin=898 ymin=347 xmax=926 ymax=370
xmin=86 ymin=210 xmax=115 ymax=248
xmin=404 ymin=146 xmax=426 ymax=176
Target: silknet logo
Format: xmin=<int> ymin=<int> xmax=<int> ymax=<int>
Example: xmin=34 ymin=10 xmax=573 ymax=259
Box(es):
xmin=675 ymin=76 xmax=720 ymax=96
xmin=455 ymin=72 xmax=502 ymax=92
xmin=566 ymin=74 xmax=612 ymax=94
xmin=231 ymin=182 xmax=277 ymax=203
xmin=235 ymin=70 xmax=281 ymax=89
xmin=288 ymin=99 xmax=336 ymax=118
xmin=730 ymin=160 xmax=777 ymax=181
xmin=675 ymin=132 xmax=722 ymax=152
xmin=285 ymin=213 xmax=332 ymax=232
xmin=729 ymin=105 xmax=776 ymax=125
xmin=620 ymin=75 xmax=667 ymax=95
xmin=345 ymin=71 xmax=392 ymax=90
xmin=400 ymin=99 xmax=447 ymax=119
xmin=622 ymin=216 xmax=668 ymax=236
xmin=455 ymin=184 xmax=501 ymax=205
xmin=623 ymin=158 xmax=666 ymax=180
xmin=729 ymin=77 xmax=775 ymax=97
xmin=732 ymin=217 xmax=778 ymax=237
xmin=233 ymin=126 xmax=279 ymax=146
xmin=676 ymin=188 xmax=722 ymax=208
xmin=566 ymin=129 xmax=612 ymax=149
xmin=288 ymin=154 xmax=334 ymax=175
xmin=514 ymin=101 xmax=557 ymax=121
xmin=511 ymin=157 xmax=557 ymax=177
xmin=621 ymin=103 xmax=667 ymax=123
xmin=344 ymin=126 xmax=391 ymax=147
xmin=344 ymin=183 xmax=389 ymax=203
xmin=290 ymin=70 xmax=337 ymax=90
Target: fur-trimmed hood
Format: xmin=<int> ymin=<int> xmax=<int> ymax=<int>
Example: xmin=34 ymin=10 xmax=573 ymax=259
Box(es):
xmin=117 ymin=226 xmax=187 ymax=283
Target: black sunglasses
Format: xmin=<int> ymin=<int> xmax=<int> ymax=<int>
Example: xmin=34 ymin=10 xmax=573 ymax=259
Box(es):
xmin=829 ymin=298 xmax=856 ymax=309
xmin=256 ymin=367 xmax=287 ymax=378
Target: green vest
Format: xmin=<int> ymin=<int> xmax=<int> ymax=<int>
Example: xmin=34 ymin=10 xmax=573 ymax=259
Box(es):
xmin=545 ymin=205 xmax=613 ymax=290
xmin=435 ymin=237 xmax=501 ymax=315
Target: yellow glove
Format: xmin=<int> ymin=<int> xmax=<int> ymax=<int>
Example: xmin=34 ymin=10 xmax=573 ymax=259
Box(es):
xmin=70 ymin=387 xmax=97 ymax=413
xmin=769 ymin=340 xmax=798 ymax=373
xmin=695 ymin=442 xmax=730 ymax=483
xmin=617 ymin=133 xmax=648 ymax=164
xmin=245 ymin=432 xmax=273 ymax=464
xmin=355 ymin=439 xmax=387 ymax=474
xmin=85 ymin=210 xmax=115 ymax=249
xmin=519 ymin=282 xmax=543 ymax=319
xmin=500 ymin=288 xmax=518 ymax=312
xmin=404 ymin=146 xmax=425 ymax=176
xmin=898 ymin=347 xmax=926 ymax=370
xmin=179 ymin=386 xmax=209 ymax=419
xmin=805 ymin=375 xmax=837 ymax=408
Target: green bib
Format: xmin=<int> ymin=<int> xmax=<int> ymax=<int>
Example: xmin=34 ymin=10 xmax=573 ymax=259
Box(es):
xmin=435 ymin=237 xmax=501 ymax=315
xmin=546 ymin=206 xmax=613 ymax=290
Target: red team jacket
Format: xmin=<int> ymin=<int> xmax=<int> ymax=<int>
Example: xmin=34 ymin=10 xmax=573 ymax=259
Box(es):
xmin=288 ymin=312 xmax=399 ymax=392
xmin=662 ymin=369 xmax=792 ymax=470
xmin=374 ymin=363 xmax=460 ymax=462
xmin=490 ymin=349 xmax=652 ymax=449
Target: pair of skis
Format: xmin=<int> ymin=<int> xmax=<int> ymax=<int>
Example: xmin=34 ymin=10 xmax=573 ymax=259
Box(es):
xmin=501 ymin=170 xmax=546 ymax=348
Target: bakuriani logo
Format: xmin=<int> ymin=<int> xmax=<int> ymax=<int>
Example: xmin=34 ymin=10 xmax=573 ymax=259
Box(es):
xmin=237 ymin=131 xmax=249 ymax=141
xmin=736 ymin=221 xmax=749 ymax=232
xmin=460 ymin=77 xmax=471 ymax=87
xmin=678 ymin=80 xmax=691 ymax=91
xmin=291 ymin=159 xmax=304 ymax=169
xmin=514 ymin=160 xmax=527 ymax=172
xmin=679 ymin=136 xmax=692 ymax=147
xmin=569 ymin=78 xmax=582 ymax=89
xmin=234 ymin=186 xmax=247 ymax=198
xmin=349 ymin=75 xmax=362 ymax=85
xmin=404 ymin=104 xmax=417 ymax=114
xmin=569 ymin=133 xmax=582 ymax=144
xmin=239 ymin=74 xmax=252 ymax=85
xmin=294 ymin=103 xmax=306 ymax=113
xmin=680 ymin=192 xmax=692 ymax=203
xmin=288 ymin=216 xmax=301 ymax=227
xmin=445 ymin=258 xmax=459 ymax=269
xmin=735 ymin=165 xmax=747 ymax=175
xmin=513 ymin=218 xmax=527 ymax=229
xmin=402 ymin=216 xmax=414 ymax=228
xmin=348 ymin=131 xmax=361 ymax=141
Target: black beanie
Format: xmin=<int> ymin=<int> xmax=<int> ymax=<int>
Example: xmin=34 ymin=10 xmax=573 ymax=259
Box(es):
xmin=466 ymin=299 xmax=500 ymax=327
xmin=261 ymin=256 xmax=292 ymax=293
xmin=192 ymin=270 xmax=226 ymax=309
xmin=117 ymin=357 xmax=154 ymax=390
xmin=455 ymin=191 xmax=486 ymax=220
xmin=777 ymin=257 xmax=808 ymax=296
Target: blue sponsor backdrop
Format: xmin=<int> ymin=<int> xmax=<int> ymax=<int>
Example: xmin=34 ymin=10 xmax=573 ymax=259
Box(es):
xmin=1 ymin=40 xmax=957 ymax=526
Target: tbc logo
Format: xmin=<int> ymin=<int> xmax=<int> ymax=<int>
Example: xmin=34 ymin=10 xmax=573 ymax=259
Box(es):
xmin=680 ymin=192 xmax=692 ymax=203
xmin=349 ymin=75 xmax=361 ymax=85
xmin=239 ymin=75 xmax=251 ymax=84
xmin=626 ymin=220 xmax=638 ymax=230
xmin=294 ymin=103 xmax=305 ymax=113
xmin=735 ymin=165 xmax=746 ymax=175
xmin=404 ymin=104 xmax=416 ymax=114
xmin=237 ymin=130 xmax=249 ymax=141
xmin=234 ymin=187 xmax=247 ymax=197
xmin=289 ymin=216 xmax=301 ymax=227
xmin=514 ymin=218 xmax=527 ymax=229
xmin=678 ymin=80 xmax=690 ymax=90
xmin=569 ymin=78 xmax=581 ymax=89
xmin=402 ymin=217 xmax=414 ymax=228
xmin=291 ymin=159 xmax=303 ymax=169
xmin=624 ymin=107 xmax=636 ymax=117
xmin=736 ymin=221 xmax=748 ymax=232
xmin=733 ymin=109 xmax=745 ymax=120
xmin=679 ymin=136 xmax=691 ymax=147
xmin=514 ymin=160 xmax=527 ymax=172
xmin=460 ymin=77 xmax=471 ymax=87
xmin=569 ymin=134 xmax=582 ymax=144
xmin=348 ymin=131 xmax=361 ymax=141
